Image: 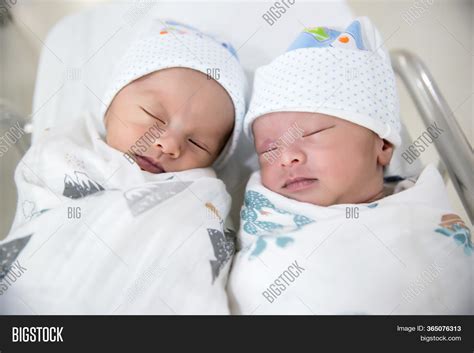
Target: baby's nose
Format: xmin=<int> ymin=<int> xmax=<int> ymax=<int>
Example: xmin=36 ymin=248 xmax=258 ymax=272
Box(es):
xmin=280 ymin=148 xmax=306 ymax=167
xmin=156 ymin=136 xmax=181 ymax=158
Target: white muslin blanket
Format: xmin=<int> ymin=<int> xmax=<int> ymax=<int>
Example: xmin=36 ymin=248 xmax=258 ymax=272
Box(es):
xmin=228 ymin=165 xmax=473 ymax=314
xmin=0 ymin=113 xmax=235 ymax=314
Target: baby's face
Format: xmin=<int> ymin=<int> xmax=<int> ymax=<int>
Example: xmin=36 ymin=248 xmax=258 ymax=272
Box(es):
xmin=105 ymin=68 xmax=234 ymax=173
xmin=253 ymin=112 xmax=393 ymax=206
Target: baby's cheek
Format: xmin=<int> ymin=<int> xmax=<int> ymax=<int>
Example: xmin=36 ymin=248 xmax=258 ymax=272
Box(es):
xmin=308 ymin=149 xmax=337 ymax=173
xmin=313 ymin=151 xmax=352 ymax=191
xmin=107 ymin=125 xmax=139 ymax=154
xmin=260 ymin=166 xmax=280 ymax=193
xmin=104 ymin=128 xmax=124 ymax=152
xmin=192 ymin=154 xmax=215 ymax=169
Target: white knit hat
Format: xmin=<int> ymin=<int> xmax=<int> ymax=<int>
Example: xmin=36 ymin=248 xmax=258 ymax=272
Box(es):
xmin=244 ymin=17 xmax=401 ymax=147
xmin=101 ymin=19 xmax=248 ymax=169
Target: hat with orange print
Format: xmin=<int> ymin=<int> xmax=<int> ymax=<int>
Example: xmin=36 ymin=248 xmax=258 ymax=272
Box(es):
xmin=244 ymin=17 xmax=401 ymax=147
xmin=101 ymin=19 xmax=248 ymax=169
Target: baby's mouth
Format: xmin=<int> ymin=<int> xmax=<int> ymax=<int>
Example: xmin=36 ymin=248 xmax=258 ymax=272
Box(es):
xmin=133 ymin=154 xmax=165 ymax=174
xmin=282 ymin=177 xmax=318 ymax=191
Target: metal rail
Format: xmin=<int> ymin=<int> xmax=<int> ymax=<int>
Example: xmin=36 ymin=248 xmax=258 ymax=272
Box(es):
xmin=391 ymin=50 xmax=473 ymax=223
xmin=0 ymin=100 xmax=30 ymax=155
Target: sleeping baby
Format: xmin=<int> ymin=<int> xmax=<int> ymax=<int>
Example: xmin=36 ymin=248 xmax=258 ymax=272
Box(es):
xmin=0 ymin=20 xmax=247 ymax=314
xmin=228 ymin=17 xmax=472 ymax=314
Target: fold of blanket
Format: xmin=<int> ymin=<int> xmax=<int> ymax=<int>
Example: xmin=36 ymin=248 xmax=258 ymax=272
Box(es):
xmin=0 ymin=112 xmax=235 ymax=314
xmin=228 ymin=165 xmax=473 ymax=314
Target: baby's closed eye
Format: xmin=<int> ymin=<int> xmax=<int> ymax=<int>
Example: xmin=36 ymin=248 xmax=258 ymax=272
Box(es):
xmin=303 ymin=125 xmax=336 ymax=137
xmin=141 ymin=107 xmax=164 ymax=120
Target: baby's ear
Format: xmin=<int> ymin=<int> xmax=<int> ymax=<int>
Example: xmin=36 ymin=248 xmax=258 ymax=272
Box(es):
xmin=377 ymin=138 xmax=394 ymax=167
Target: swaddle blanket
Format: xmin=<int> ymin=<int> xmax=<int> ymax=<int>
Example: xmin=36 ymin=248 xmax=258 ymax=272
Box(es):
xmin=228 ymin=165 xmax=473 ymax=314
xmin=0 ymin=113 xmax=235 ymax=314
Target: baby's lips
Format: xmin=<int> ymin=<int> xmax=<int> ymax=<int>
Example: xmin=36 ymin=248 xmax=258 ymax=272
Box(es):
xmin=282 ymin=176 xmax=318 ymax=189
xmin=134 ymin=154 xmax=166 ymax=174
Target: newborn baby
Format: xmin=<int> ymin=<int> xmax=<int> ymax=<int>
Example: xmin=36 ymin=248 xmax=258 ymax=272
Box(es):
xmin=253 ymin=111 xmax=393 ymax=206
xmin=0 ymin=20 xmax=247 ymax=314
xmin=228 ymin=17 xmax=472 ymax=315
xmin=105 ymin=67 xmax=235 ymax=173
xmin=103 ymin=20 xmax=245 ymax=172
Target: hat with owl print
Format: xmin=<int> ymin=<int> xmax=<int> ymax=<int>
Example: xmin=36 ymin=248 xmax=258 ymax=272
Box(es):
xmin=244 ymin=17 xmax=401 ymax=147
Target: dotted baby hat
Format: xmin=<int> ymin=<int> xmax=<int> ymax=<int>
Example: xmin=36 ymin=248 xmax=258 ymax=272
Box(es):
xmin=244 ymin=17 xmax=401 ymax=147
xmin=101 ymin=19 xmax=248 ymax=169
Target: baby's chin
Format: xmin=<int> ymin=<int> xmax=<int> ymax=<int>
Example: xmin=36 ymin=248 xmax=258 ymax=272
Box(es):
xmin=278 ymin=187 xmax=382 ymax=206
xmin=283 ymin=192 xmax=334 ymax=206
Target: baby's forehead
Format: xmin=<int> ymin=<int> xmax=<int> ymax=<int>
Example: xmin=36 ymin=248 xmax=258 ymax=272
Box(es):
xmin=253 ymin=112 xmax=335 ymax=135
